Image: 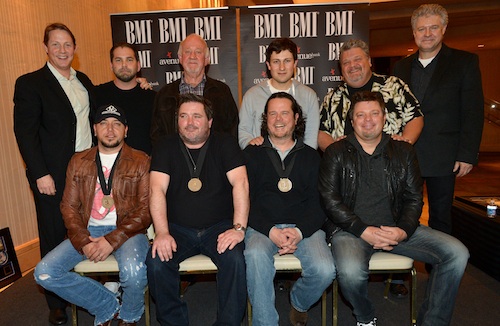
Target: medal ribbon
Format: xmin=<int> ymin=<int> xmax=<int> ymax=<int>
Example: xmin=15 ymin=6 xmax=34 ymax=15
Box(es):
xmin=179 ymin=137 xmax=210 ymax=179
xmin=95 ymin=149 xmax=122 ymax=196
xmin=265 ymin=147 xmax=297 ymax=179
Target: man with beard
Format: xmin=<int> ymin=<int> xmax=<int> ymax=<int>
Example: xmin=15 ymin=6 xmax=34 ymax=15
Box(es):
xmin=95 ymin=43 xmax=156 ymax=154
xmin=147 ymin=93 xmax=248 ymax=325
xmin=35 ymin=104 xmax=151 ymax=326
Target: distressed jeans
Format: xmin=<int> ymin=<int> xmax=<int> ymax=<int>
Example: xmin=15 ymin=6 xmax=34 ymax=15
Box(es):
xmin=331 ymin=225 xmax=469 ymax=326
xmin=244 ymin=225 xmax=336 ymax=326
xmin=34 ymin=225 xmax=149 ymax=325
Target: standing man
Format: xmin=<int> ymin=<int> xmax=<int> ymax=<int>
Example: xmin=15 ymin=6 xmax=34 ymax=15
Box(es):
xmin=95 ymin=43 xmax=156 ymax=154
xmin=244 ymin=92 xmax=335 ymax=326
xmin=318 ymin=39 xmax=424 ymax=152
xmin=239 ymin=38 xmax=320 ymax=149
xmin=13 ymin=22 xmax=94 ymax=325
xmin=147 ymin=93 xmax=248 ymax=325
xmin=150 ymin=33 xmax=239 ymax=143
xmin=393 ymin=4 xmax=484 ymax=234
xmin=318 ymin=91 xmax=469 ymax=326
xmin=35 ymin=104 xmax=151 ymax=326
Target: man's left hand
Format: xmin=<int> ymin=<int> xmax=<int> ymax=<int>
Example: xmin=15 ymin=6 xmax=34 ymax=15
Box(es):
xmin=454 ymin=161 xmax=473 ymax=177
xmin=217 ymin=229 xmax=244 ymax=254
xmin=374 ymin=226 xmax=407 ymax=250
xmin=391 ymin=134 xmax=412 ymax=144
xmin=86 ymin=236 xmax=114 ymax=262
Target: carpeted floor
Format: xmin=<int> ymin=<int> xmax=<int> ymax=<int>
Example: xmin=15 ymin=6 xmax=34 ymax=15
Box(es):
xmin=0 ymin=261 xmax=499 ymax=325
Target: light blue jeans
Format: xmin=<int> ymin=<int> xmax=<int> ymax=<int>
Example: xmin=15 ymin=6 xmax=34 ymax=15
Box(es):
xmin=34 ymin=225 xmax=149 ymax=325
xmin=331 ymin=225 xmax=469 ymax=326
xmin=244 ymin=225 xmax=336 ymax=326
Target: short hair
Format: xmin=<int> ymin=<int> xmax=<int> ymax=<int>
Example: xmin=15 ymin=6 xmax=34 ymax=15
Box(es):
xmin=43 ymin=23 xmax=76 ymax=46
xmin=260 ymin=92 xmax=306 ymax=140
xmin=265 ymin=38 xmax=298 ymax=78
xmin=178 ymin=33 xmax=210 ymax=59
xmin=349 ymin=91 xmax=386 ymax=119
xmin=110 ymin=42 xmax=139 ymax=61
xmin=411 ymin=4 xmax=449 ymax=30
xmin=266 ymin=38 xmax=298 ymax=62
xmin=340 ymin=39 xmax=370 ymax=59
xmin=176 ymin=93 xmax=214 ymax=121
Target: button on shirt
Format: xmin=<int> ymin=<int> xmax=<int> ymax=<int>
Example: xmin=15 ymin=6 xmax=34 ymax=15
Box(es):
xmin=47 ymin=62 xmax=92 ymax=152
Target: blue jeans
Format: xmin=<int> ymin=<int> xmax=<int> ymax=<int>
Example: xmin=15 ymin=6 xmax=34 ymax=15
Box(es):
xmin=244 ymin=226 xmax=336 ymax=326
xmin=146 ymin=220 xmax=246 ymax=326
xmin=34 ymin=225 xmax=149 ymax=325
xmin=331 ymin=225 xmax=469 ymax=326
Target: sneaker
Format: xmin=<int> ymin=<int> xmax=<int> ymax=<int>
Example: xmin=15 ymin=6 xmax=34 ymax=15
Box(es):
xmin=357 ymin=317 xmax=377 ymax=326
xmin=104 ymin=281 xmax=120 ymax=293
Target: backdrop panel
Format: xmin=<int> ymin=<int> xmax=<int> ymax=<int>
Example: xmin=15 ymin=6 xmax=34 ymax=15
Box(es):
xmin=240 ymin=3 xmax=369 ymax=100
xmin=110 ymin=8 xmax=238 ymax=102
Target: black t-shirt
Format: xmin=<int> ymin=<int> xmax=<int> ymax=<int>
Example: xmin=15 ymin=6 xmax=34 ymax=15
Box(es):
xmin=150 ymin=132 xmax=245 ymax=228
xmin=95 ymin=82 xmax=156 ymax=154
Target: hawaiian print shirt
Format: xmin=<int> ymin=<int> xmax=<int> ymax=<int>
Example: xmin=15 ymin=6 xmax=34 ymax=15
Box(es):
xmin=319 ymin=73 xmax=422 ymax=139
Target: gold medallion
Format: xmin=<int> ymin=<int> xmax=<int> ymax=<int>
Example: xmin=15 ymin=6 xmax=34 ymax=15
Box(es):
xmin=188 ymin=178 xmax=202 ymax=192
xmin=102 ymin=195 xmax=114 ymax=209
xmin=277 ymin=178 xmax=292 ymax=193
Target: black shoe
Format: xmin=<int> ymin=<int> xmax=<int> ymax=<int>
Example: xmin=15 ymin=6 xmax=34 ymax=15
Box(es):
xmin=49 ymin=308 xmax=68 ymax=325
xmin=389 ymin=283 xmax=408 ymax=298
xmin=290 ymin=306 xmax=308 ymax=326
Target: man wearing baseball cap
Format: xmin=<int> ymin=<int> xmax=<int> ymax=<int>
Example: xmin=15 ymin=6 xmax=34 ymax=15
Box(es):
xmin=35 ymin=104 xmax=152 ymax=326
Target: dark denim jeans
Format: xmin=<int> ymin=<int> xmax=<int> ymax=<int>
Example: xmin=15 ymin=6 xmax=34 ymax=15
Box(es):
xmin=331 ymin=225 xmax=469 ymax=326
xmin=146 ymin=220 xmax=246 ymax=326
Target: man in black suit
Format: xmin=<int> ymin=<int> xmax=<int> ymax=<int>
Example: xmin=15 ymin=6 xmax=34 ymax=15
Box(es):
xmin=394 ymin=4 xmax=484 ymax=234
xmin=13 ymin=23 xmax=94 ymax=325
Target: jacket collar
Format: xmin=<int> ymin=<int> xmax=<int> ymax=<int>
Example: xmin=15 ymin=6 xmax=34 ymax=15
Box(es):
xmin=81 ymin=143 xmax=133 ymax=162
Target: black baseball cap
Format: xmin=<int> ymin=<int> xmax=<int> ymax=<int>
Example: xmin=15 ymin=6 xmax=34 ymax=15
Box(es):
xmin=94 ymin=104 xmax=127 ymax=125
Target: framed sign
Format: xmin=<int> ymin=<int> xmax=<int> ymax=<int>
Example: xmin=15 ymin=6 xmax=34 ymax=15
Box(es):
xmin=0 ymin=228 xmax=22 ymax=288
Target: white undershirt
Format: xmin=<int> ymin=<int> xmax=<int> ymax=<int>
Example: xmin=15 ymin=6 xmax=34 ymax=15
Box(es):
xmin=88 ymin=152 xmax=119 ymax=227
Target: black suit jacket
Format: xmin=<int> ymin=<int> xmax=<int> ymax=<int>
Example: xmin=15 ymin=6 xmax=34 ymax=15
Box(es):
xmin=13 ymin=64 xmax=95 ymax=187
xmin=393 ymin=44 xmax=484 ymax=177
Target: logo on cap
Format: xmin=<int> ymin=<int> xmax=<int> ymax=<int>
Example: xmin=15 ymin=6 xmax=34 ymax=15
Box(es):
xmin=102 ymin=105 xmax=121 ymax=117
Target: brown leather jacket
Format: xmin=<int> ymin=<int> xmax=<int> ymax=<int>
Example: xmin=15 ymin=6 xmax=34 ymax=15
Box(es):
xmin=61 ymin=143 xmax=151 ymax=253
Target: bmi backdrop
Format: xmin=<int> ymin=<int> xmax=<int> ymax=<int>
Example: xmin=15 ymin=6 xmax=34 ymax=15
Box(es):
xmin=110 ymin=3 xmax=369 ymax=103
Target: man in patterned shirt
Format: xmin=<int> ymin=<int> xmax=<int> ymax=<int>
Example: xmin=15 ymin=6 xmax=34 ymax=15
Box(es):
xmin=318 ymin=39 xmax=424 ymax=152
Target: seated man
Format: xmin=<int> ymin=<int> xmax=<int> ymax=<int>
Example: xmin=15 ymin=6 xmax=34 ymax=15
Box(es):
xmin=244 ymin=92 xmax=335 ymax=326
xmin=147 ymin=93 xmax=249 ymax=326
xmin=35 ymin=105 xmax=151 ymax=326
xmin=318 ymin=91 xmax=469 ymax=326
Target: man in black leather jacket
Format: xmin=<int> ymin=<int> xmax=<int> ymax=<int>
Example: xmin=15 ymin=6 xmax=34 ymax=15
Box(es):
xmin=319 ymin=91 xmax=469 ymax=326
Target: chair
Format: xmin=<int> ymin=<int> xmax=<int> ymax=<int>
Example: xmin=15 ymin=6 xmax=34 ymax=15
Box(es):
xmin=332 ymin=252 xmax=417 ymax=326
xmin=246 ymin=253 xmax=327 ymax=326
xmin=70 ymin=227 xmax=153 ymax=326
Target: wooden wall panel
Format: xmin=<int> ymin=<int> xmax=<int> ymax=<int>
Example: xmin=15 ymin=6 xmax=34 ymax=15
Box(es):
xmin=0 ymin=1 xmax=208 ymax=252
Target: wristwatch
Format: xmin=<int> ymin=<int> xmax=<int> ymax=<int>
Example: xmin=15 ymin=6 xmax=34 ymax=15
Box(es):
xmin=233 ymin=223 xmax=247 ymax=233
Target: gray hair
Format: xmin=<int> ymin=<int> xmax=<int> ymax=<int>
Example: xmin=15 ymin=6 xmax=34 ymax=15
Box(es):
xmin=340 ymin=39 xmax=370 ymax=59
xmin=178 ymin=33 xmax=210 ymax=58
xmin=411 ymin=4 xmax=448 ymax=30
